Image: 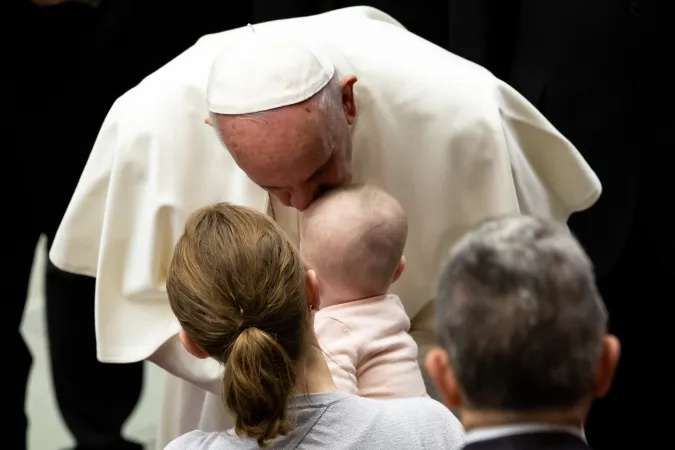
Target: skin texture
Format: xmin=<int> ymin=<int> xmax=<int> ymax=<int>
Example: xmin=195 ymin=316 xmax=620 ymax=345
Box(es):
xmin=210 ymin=75 xmax=358 ymax=211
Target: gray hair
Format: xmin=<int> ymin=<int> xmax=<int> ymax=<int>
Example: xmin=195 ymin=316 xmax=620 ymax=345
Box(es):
xmin=313 ymin=70 xmax=343 ymax=115
xmin=436 ymin=215 xmax=607 ymax=411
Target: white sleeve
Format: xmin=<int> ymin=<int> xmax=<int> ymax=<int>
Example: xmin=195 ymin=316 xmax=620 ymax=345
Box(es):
xmin=148 ymin=335 xmax=223 ymax=396
xmin=496 ymin=80 xmax=602 ymax=220
xmin=49 ymin=102 xmax=119 ymax=278
xmin=49 ymin=92 xmax=268 ymax=369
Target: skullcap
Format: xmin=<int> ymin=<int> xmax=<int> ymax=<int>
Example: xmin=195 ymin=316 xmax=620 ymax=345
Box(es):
xmin=207 ymin=27 xmax=334 ymax=115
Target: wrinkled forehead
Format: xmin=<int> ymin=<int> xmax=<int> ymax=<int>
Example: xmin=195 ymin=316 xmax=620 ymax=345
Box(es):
xmin=215 ymin=110 xmax=329 ymax=182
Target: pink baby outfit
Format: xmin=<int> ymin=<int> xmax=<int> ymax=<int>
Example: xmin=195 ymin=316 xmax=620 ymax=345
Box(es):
xmin=314 ymin=294 xmax=428 ymax=399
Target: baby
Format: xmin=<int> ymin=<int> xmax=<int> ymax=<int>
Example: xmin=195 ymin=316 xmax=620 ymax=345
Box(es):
xmin=300 ymin=184 xmax=428 ymax=399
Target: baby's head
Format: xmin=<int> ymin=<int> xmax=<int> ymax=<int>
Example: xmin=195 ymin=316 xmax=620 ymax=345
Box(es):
xmin=300 ymin=184 xmax=408 ymax=305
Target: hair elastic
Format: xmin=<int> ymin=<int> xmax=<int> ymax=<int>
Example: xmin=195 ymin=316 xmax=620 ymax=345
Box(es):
xmin=239 ymin=322 xmax=256 ymax=333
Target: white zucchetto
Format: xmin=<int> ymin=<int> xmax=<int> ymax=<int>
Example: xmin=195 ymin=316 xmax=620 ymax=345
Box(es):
xmin=207 ymin=26 xmax=335 ymax=115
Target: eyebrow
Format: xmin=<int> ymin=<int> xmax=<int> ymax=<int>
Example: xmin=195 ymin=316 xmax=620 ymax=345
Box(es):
xmin=261 ymin=160 xmax=329 ymax=190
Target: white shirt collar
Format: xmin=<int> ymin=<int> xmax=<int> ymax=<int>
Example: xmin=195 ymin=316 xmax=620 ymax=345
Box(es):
xmin=464 ymin=423 xmax=586 ymax=445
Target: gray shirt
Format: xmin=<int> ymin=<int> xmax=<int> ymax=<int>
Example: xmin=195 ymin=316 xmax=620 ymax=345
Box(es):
xmin=165 ymin=391 xmax=464 ymax=450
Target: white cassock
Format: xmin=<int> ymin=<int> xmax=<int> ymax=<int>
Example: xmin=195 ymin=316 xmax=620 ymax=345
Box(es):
xmin=48 ymin=6 xmax=601 ymax=449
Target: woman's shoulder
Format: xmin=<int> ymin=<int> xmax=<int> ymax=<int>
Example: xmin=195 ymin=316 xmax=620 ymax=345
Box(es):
xmin=401 ymin=396 xmax=455 ymax=416
xmin=334 ymin=395 xmax=464 ymax=447
xmin=164 ymin=430 xmax=236 ymax=450
xmin=366 ymin=395 xmax=458 ymax=422
xmin=378 ymin=397 xmax=464 ymax=446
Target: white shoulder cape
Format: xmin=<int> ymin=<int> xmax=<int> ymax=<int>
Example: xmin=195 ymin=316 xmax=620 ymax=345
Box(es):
xmin=50 ymin=6 xmax=600 ymax=366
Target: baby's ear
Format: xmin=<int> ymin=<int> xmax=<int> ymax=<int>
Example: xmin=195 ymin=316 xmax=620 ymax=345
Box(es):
xmin=305 ymin=269 xmax=321 ymax=310
xmin=393 ymin=256 xmax=406 ymax=282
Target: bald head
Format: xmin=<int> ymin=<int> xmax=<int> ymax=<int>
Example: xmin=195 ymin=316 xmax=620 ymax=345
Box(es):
xmin=213 ymin=92 xmax=333 ymax=182
xmin=212 ymin=74 xmax=356 ymax=211
xmin=206 ymin=32 xmax=358 ymax=210
xmin=300 ymin=185 xmax=408 ymax=300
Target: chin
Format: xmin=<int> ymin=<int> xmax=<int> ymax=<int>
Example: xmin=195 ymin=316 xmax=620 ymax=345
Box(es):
xmin=269 ymin=192 xmax=292 ymax=207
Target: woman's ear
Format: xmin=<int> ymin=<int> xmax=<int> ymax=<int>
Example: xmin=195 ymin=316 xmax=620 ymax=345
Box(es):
xmin=179 ymin=330 xmax=209 ymax=359
xmin=305 ymin=269 xmax=321 ymax=311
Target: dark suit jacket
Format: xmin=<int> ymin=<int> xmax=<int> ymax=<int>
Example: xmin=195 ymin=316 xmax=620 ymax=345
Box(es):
xmin=464 ymin=432 xmax=589 ymax=450
xmin=446 ymin=0 xmax=671 ymax=277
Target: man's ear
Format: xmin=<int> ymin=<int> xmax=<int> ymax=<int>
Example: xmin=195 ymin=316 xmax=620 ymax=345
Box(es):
xmin=305 ymin=269 xmax=321 ymax=311
xmin=339 ymin=75 xmax=358 ymax=125
xmin=593 ymin=334 xmax=621 ymax=399
xmin=425 ymin=347 xmax=463 ymax=410
xmin=179 ymin=330 xmax=209 ymax=359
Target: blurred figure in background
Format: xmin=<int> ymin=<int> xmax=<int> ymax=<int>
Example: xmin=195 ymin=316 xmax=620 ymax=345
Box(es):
xmin=9 ymin=0 xmax=252 ymax=448
xmin=444 ymin=1 xmax=671 ymax=448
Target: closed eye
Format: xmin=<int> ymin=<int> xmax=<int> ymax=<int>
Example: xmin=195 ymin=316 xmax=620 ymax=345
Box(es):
xmin=307 ymin=160 xmax=330 ymax=182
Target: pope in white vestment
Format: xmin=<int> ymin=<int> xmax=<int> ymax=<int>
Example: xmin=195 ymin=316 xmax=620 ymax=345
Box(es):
xmin=48 ymin=6 xmax=601 ymax=449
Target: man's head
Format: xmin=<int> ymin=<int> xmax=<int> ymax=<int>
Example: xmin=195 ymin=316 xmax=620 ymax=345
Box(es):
xmin=206 ymin=33 xmax=358 ymax=211
xmin=426 ymin=215 xmax=620 ymax=426
xmin=300 ymin=184 xmax=407 ymax=305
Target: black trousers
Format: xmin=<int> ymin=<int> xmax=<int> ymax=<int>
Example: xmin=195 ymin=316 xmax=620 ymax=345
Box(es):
xmin=9 ymin=1 xmax=266 ymax=448
xmin=10 ymin=222 xmax=145 ymax=450
xmin=8 ymin=3 xmax=145 ymax=449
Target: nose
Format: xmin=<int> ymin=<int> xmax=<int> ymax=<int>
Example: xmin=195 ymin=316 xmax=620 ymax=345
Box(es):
xmin=290 ymin=188 xmax=315 ymax=211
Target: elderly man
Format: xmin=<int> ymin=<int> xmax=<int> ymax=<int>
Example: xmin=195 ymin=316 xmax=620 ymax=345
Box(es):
xmin=49 ymin=6 xmax=601 ymax=448
xmin=426 ymin=215 xmax=620 ymax=450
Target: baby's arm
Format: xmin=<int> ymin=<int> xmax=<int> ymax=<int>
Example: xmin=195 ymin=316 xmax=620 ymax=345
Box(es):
xmin=357 ymin=318 xmax=429 ymax=399
xmin=314 ymin=315 xmax=359 ymax=395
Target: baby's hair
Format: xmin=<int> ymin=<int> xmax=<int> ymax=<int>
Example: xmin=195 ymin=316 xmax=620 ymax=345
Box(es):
xmin=300 ymin=184 xmax=408 ymax=298
xmin=166 ymin=203 xmax=309 ymax=447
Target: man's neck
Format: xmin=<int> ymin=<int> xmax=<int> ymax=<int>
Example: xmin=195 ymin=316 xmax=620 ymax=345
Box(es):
xmin=461 ymin=407 xmax=587 ymax=432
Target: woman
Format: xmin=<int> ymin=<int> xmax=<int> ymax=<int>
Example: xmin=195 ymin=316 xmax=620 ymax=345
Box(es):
xmin=164 ymin=202 xmax=464 ymax=449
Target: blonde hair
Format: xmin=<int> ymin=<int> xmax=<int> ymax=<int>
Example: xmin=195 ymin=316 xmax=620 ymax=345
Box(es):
xmin=300 ymin=184 xmax=408 ymax=297
xmin=166 ymin=203 xmax=309 ymax=447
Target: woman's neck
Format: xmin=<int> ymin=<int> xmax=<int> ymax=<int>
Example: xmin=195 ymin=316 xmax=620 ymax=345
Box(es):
xmin=293 ymin=344 xmax=336 ymax=395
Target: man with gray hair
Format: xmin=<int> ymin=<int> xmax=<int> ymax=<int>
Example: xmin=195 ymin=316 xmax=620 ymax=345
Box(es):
xmin=426 ymin=215 xmax=620 ymax=450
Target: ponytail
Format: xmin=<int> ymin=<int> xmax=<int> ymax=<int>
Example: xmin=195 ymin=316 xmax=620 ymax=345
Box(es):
xmin=224 ymin=327 xmax=296 ymax=447
xmin=167 ymin=202 xmax=310 ymax=446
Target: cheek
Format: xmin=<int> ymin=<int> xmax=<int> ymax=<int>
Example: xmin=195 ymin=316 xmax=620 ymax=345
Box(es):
xmin=270 ymin=190 xmax=292 ymax=207
xmin=325 ymin=164 xmax=350 ymax=188
xmin=335 ymin=149 xmax=352 ymax=182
